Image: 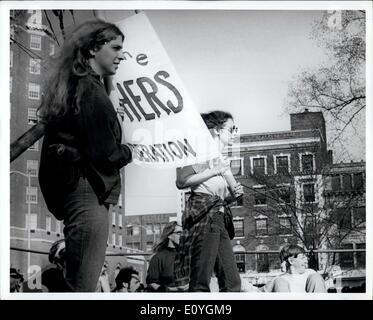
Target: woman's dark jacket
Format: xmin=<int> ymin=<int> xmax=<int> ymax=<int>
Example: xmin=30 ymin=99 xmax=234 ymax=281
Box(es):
xmin=39 ymin=73 xmax=132 ymax=219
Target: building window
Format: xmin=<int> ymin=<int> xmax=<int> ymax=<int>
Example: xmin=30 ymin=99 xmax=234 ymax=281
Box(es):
xmin=112 ymin=233 xmax=116 ymax=247
xmin=300 ymin=154 xmax=314 ymax=173
xmin=230 ymin=158 xmax=243 ymax=175
xmin=257 ymin=252 xmax=269 ymax=272
xmin=29 ymin=58 xmax=41 ymax=74
xmin=356 ymin=243 xmax=365 ymax=269
xmin=49 ymin=43 xmax=55 ymax=56
xmin=342 ymin=174 xmax=352 ymax=190
xmin=133 ymin=226 xmax=140 ymax=236
xmin=26 ymin=186 xmax=38 ymax=204
xmin=146 ymin=223 xmax=153 ymax=235
xmin=126 ymin=225 xmax=133 ymax=236
xmin=233 ymin=218 xmax=244 ymax=237
xmin=303 ymin=183 xmax=315 ymax=202
xmin=279 ymin=217 xmax=292 ymax=235
xmin=339 ymin=243 xmax=354 ymax=269
xmin=334 ymin=207 xmax=352 ymax=230
xmin=28 ymin=108 xmax=38 ymax=125
xmin=10 ymin=50 xmax=13 ymax=68
xmin=154 ymin=224 xmax=161 ymax=235
xmin=331 ymin=175 xmax=341 ymax=191
xmin=112 ymin=211 xmax=116 ymax=226
xmin=146 ymin=242 xmax=153 ymax=252
xmin=253 ymin=187 xmax=266 ymax=206
xmin=26 ymin=214 xmax=38 ymax=231
xmin=56 ymin=221 xmax=61 ymax=235
xmin=28 ymin=141 xmax=39 ymax=151
xmin=118 ymin=235 xmax=123 ymax=248
xmin=28 ymin=82 xmax=40 ymax=100
xmin=252 ymin=157 xmax=266 ymax=175
xmin=277 ymin=185 xmax=291 ymax=204
xmin=353 ymin=173 xmax=364 ymax=190
xmin=27 ymin=160 xmax=38 ymax=177
xmin=275 ymin=155 xmax=290 ymax=174
xmin=46 ymin=216 xmax=51 ymax=233
xmin=118 ymin=214 xmax=122 ymax=228
xmin=30 ymin=214 xmax=37 ymax=231
xmin=255 ymin=218 xmax=268 ymax=236
xmin=30 ymin=34 xmax=41 ymax=50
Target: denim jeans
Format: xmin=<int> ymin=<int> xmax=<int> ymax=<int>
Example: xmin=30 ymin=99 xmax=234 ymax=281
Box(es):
xmin=61 ymin=176 xmax=109 ymax=292
xmin=189 ymin=210 xmax=241 ymax=292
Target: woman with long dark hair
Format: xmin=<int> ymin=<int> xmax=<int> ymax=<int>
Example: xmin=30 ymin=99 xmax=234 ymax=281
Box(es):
xmin=174 ymin=111 xmax=242 ymax=292
xmin=38 ymin=20 xmax=132 ymax=291
xmin=146 ymin=221 xmax=183 ymax=292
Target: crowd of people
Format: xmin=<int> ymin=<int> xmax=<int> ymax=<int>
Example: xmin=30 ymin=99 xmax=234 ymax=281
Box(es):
xmin=12 ymin=234 xmax=350 ymax=293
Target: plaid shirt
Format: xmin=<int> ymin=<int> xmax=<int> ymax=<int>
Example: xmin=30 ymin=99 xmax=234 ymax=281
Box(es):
xmin=173 ymin=192 xmax=225 ymax=288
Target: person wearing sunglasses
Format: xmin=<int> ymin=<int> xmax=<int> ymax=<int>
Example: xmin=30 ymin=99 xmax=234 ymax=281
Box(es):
xmin=146 ymin=221 xmax=184 ymax=292
xmin=174 ymin=111 xmax=243 ymax=292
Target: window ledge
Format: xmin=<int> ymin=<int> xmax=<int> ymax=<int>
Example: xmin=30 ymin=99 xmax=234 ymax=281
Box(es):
xmin=255 ymin=235 xmax=269 ymax=238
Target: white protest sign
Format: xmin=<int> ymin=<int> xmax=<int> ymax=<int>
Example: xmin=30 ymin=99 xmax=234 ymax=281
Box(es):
xmin=110 ymin=12 xmax=220 ymax=168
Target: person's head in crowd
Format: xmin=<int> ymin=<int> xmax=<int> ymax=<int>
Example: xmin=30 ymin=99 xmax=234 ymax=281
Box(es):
xmin=153 ymin=221 xmax=183 ymax=253
xmin=200 ymin=111 xmax=238 ymax=148
xmin=341 ymin=286 xmax=350 ymax=293
xmin=10 ymin=268 xmax=24 ymax=292
xmin=115 ymin=266 xmax=141 ymax=292
xmin=48 ymin=239 xmax=66 ymax=274
xmin=279 ymin=244 xmax=308 ymax=274
xmin=38 ymin=20 xmax=125 ymax=123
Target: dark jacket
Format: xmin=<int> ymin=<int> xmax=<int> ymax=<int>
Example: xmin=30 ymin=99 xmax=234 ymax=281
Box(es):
xmin=39 ymin=73 xmax=132 ymax=219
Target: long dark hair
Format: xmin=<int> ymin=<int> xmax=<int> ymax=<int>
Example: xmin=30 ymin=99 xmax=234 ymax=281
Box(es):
xmin=200 ymin=111 xmax=233 ymax=130
xmin=38 ymin=20 xmax=124 ymax=123
xmin=153 ymin=221 xmax=178 ymax=253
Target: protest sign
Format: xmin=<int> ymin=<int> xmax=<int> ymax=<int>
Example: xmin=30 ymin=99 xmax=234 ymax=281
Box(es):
xmin=109 ymin=12 xmax=220 ymax=168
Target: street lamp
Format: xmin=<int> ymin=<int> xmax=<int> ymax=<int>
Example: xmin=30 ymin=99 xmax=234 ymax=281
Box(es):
xmin=126 ymin=224 xmax=157 ymax=251
xmin=10 ymin=170 xmax=31 ymax=273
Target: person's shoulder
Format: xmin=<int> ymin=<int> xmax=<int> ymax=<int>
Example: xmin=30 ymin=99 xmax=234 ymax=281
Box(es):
xmin=77 ymin=74 xmax=104 ymax=94
xmin=272 ymin=275 xmax=290 ymax=292
xmin=304 ymin=268 xmax=317 ymax=276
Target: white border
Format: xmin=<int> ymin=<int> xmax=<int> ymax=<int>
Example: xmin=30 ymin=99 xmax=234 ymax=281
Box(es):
xmin=1 ymin=0 xmax=372 ymax=301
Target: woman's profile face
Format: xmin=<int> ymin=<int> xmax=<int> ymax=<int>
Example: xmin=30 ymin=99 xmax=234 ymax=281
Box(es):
xmin=218 ymin=118 xmax=236 ymax=146
xmin=92 ymin=35 xmax=124 ymax=76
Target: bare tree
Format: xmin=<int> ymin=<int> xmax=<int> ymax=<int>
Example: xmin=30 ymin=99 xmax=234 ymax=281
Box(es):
xmin=286 ymin=11 xmax=366 ymax=161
